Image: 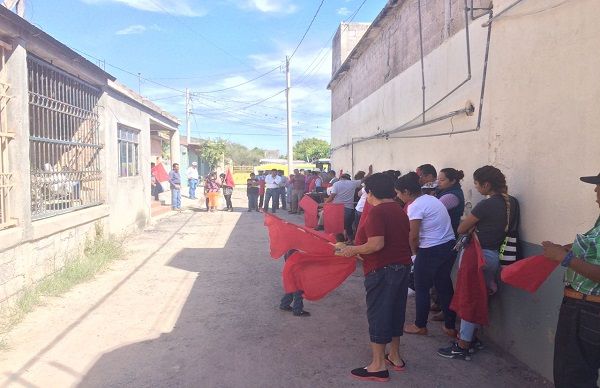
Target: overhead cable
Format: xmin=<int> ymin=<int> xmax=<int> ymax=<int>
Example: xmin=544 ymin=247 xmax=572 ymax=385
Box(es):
xmin=289 ymin=0 xmax=326 ymax=60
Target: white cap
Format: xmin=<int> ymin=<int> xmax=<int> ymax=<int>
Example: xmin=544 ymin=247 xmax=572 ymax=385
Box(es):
xmin=192 ymin=162 xmax=198 ymax=166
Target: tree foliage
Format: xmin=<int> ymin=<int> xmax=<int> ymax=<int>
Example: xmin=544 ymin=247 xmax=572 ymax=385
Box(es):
xmin=293 ymin=138 xmax=330 ymax=162
xmin=225 ymin=142 xmax=265 ymax=165
xmin=200 ymin=139 xmax=227 ymax=170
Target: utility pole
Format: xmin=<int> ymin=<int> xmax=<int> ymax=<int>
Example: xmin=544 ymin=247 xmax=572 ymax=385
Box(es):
xmin=185 ymin=88 xmax=191 ymax=145
xmin=285 ymin=56 xmax=293 ymax=175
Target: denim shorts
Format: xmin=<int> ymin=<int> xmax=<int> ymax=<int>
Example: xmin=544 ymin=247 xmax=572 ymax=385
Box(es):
xmin=364 ymin=263 xmax=411 ymax=344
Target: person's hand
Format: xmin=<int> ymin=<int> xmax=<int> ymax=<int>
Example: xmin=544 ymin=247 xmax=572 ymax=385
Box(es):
xmin=368 ymin=165 xmax=373 ymax=173
xmin=542 ymin=241 xmax=568 ymax=262
xmin=339 ymin=246 xmax=357 ymax=257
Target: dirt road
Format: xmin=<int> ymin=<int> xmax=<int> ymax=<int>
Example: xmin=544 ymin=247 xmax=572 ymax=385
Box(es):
xmin=0 ymin=191 xmax=550 ymax=387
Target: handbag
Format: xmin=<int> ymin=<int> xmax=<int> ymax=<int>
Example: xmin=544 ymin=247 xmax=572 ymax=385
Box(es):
xmin=499 ymin=195 xmax=521 ymax=266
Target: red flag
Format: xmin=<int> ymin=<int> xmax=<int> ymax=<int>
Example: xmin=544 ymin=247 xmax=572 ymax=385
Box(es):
xmin=323 ymin=203 xmax=345 ymax=235
xmin=354 ymin=201 xmax=372 ymax=245
xmin=500 ymin=255 xmax=560 ymax=293
xmin=263 ymin=213 xmax=334 ymax=259
xmin=299 ymin=195 xmax=319 ymax=228
xmin=283 ymin=251 xmax=357 ymax=301
xmin=225 ymin=168 xmax=235 ymax=188
xmin=450 ymin=235 xmax=489 ymax=326
xmin=152 ymin=163 xmax=169 ymax=183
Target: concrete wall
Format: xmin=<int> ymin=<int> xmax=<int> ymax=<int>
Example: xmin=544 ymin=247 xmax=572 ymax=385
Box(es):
xmin=330 ymin=0 xmax=600 ymax=380
xmin=0 ymin=41 xmax=179 ymax=307
xmin=331 ymin=22 xmax=370 ymax=76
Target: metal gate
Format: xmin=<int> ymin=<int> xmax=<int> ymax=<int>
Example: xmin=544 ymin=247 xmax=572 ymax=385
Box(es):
xmin=28 ymin=55 xmax=103 ymax=220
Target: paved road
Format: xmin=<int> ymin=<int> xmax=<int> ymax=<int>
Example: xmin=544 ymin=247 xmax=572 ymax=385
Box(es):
xmin=0 ymin=191 xmax=551 ymax=387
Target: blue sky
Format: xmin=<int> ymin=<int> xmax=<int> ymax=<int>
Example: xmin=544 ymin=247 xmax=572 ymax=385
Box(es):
xmin=26 ymin=0 xmax=387 ymax=154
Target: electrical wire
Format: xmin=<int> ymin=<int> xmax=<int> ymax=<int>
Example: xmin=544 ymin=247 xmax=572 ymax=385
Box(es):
xmin=192 ymin=65 xmax=282 ymax=94
xmin=289 ymin=0 xmax=326 ymax=60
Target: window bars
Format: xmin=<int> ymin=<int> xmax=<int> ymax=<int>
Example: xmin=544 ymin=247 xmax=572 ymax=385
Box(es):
xmin=118 ymin=125 xmax=139 ymax=177
xmin=0 ymin=43 xmax=14 ymax=230
xmin=28 ymin=55 xmax=103 ymax=220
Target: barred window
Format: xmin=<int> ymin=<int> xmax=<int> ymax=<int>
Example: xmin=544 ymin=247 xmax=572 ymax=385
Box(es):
xmin=28 ymin=55 xmax=103 ymax=220
xmin=118 ymin=125 xmax=139 ymax=177
xmin=0 ymin=45 xmax=13 ymax=230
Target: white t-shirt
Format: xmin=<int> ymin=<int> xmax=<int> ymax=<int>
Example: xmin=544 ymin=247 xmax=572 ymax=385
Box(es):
xmin=407 ymin=194 xmax=455 ymax=248
xmin=355 ymin=188 xmax=367 ymax=212
xmin=264 ymin=174 xmax=282 ymax=189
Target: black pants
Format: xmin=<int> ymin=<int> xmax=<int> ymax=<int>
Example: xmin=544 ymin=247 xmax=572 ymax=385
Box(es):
xmin=259 ymin=193 xmax=265 ymax=208
xmin=554 ymin=295 xmax=600 ymax=387
xmin=224 ymin=194 xmax=233 ymax=209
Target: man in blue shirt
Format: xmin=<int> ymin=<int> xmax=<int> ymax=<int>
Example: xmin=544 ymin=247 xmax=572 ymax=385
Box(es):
xmin=169 ymin=163 xmax=182 ymax=211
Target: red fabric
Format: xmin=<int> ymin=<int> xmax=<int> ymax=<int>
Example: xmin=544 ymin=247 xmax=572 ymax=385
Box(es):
xmin=283 ymin=251 xmax=357 ymax=301
xmin=354 ymin=202 xmax=411 ymax=274
xmin=500 ymin=255 xmax=560 ymax=293
xmin=263 ymin=213 xmax=334 ymax=259
xmin=258 ymin=179 xmax=265 ymax=195
xmin=152 ymin=163 xmax=169 ymax=183
xmin=225 ymin=168 xmax=235 ymax=188
xmin=450 ymin=235 xmax=489 ymax=325
xmin=308 ymin=177 xmax=317 ymax=192
xmin=356 ymin=201 xmax=373 ymax=240
xmin=323 ymin=203 xmax=345 ymax=235
xmin=299 ymin=195 xmax=319 ymax=228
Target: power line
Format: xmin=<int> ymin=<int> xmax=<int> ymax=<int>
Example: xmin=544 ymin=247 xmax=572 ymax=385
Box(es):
xmin=289 ymin=0 xmax=326 ymax=60
xmin=192 ymin=65 xmax=282 ymax=94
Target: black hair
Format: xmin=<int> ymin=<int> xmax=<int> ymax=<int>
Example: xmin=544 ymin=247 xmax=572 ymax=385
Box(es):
xmin=329 ymin=170 xmax=336 ymax=176
xmin=151 ymin=162 xmax=155 ymax=167
xmin=172 ymin=163 xmax=179 ymax=168
xmin=364 ymin=173 xmax=396 ymax=199
xmin=354 ymin=171 xmax=366 ymax=180
xmin=335 ymin=233 xmax=346 ymax=242
xmin=440 ymin=168 xmax=464 ymax=183
xmin=394 ymin=172 xmax=421 ymax=195
xmin=417 ymin=164 xmax=437 ymax=178
xmin=394 ymin=170 xmax=401 ymax=179
xmin=473 ymin=165 xmax=507 ymax=193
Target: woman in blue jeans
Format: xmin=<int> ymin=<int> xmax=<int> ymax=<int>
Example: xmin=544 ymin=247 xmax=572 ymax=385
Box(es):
xmin=438 ymin=165 xmax=519 ymax=360
xmin=395 ymin=172 xmax=457 ymax=338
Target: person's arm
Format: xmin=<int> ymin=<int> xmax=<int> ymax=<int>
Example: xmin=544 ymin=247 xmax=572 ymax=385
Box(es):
xmin=324 ymin=193 xmax=336 ymax=203
xmin=340 ymin=236 xmax=384 ymax=257
xmin=439 ymin=193 xmax=460 ymax=210
xmin=542 ymin=241 xmax=600 ymax=283
xmin=457 ymin=213 xmax=479 ymax=235
xmin=409 ymin=219 xmax=421 ymax=255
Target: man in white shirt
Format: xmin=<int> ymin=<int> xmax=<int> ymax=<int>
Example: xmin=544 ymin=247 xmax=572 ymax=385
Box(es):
xmin=187 ymin=162 xmax=199 ymax=199
xmin=277 ymin=170 xmax=288 ymax=210
xmin=263 ymin=168 xmax=282 ymax=213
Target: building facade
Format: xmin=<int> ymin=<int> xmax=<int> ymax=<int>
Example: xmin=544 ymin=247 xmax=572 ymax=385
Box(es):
xmin=0 ymin=7 xmax=180 ymax=306
xmin=329 ymin=0 xmax=600 ymax=380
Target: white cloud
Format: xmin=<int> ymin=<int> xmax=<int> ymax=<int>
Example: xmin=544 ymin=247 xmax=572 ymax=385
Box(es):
xmin=116 ymin=24 xmax=147 ymax=35
xmin=81 ymin=0 xmax=205 ymax=17
xmin=233 ymin=0 xmax=297 ymax=14
xmin=337 ymin=7 xmax=351 ymax=16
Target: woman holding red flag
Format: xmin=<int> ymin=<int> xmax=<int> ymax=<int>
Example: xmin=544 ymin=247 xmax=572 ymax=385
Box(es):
xmin=438 ymin=165 xmax=519 ymax=360
xmin=340 ymin=173 xmax=412 ymax=382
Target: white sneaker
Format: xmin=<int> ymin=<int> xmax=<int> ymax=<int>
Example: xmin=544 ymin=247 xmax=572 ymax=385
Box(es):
xmin=407 ymin=288 xmax=416 ymax=297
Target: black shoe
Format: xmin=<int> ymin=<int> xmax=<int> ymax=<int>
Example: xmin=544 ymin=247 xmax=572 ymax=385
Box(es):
xmin=469 ymin=338 xmax=484 ymax=354
xmin=279 ymin=306 xmax=293 ymax=312
xmin=438 ymin=342 xmax=471 ymax=361
xmin=293 ymin=310 xmax=311 ymax=317
xmin=314 ymin=225 xmax=324 ymax=231
xmin=350 ymin=367 xmax=390 ymax=382
xmin=247 ymin=209 xmax=252 ymax=212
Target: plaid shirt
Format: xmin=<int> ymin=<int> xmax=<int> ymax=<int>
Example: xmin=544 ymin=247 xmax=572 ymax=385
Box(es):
xmin=566 ymin=216 xmax=600 ymax=295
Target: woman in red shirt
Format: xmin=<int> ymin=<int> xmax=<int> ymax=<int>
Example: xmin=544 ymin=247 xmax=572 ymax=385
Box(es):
xmin=341 ymin=173 xmax=412 ymax=382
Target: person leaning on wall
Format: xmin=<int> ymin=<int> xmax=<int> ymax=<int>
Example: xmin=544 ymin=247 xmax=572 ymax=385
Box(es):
xmin=542 ymin=172 xmax=600 ymax=388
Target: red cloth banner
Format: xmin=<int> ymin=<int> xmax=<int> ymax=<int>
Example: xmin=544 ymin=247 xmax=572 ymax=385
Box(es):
xmin=283 ymin=251 xmax=357 ymax=301
xmin=299 ymin=195 xmax=319 ymax=228
xmin=225 ymin=168 xmax=235 ymax=188
xmin=500 ymin=255 xmax=560 ymax=293
xmin=323 ymin=203 xmax=345 ymax=235
xmin=152 ymin=163 xmax=169 ymax=183
xmin=263 ymin=213 xmax=334 ymax=259
xmin=450 ymin=235 xmax=489 ymax=326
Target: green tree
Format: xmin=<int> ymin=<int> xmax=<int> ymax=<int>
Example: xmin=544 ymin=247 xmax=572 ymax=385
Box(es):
xmin=293 ymin=138 xmax=330 ymax=162
xmin=224 ymin=142 xmax=266 ymax=165
xmin=200 ymin=139 xmax=226 ymax=170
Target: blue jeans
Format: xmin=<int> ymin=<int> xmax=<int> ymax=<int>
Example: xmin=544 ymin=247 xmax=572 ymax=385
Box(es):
xmin=413 ymin=240 xmax=457 ymax=329
xmin=247 ymin=191 xmax=259 ymax=210
xmin=264 ymin=188 xmax=279 ymax=212
xmin=188 ymin=179 xmax=198 ymax=199
xmin=459 ymin=248 xmax=500 ymax=341
xmin=344 ymin=207 xmax=355 ymax=240
xmin=365 ymin=263 xmax=410 ymax=344
xmin=171 ymin=188 xmax=181 ymax=209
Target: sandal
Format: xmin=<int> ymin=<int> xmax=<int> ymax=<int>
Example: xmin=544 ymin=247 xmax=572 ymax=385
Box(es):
xmin=384 ymin=354 xmax=406 ymax=372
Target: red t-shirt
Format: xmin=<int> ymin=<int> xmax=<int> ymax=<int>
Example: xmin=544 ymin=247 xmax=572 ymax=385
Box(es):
xmin=355 ymin=201 xmax=412 ymax=275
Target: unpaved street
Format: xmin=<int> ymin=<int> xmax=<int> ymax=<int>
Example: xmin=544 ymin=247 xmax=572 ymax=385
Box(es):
xmin=0 ymin=191 xmax=550 ymax=387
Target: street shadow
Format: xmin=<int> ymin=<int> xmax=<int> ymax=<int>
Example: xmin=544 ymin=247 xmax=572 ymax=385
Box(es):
xmin=78 ymin=211 xmax=550 ymax=388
